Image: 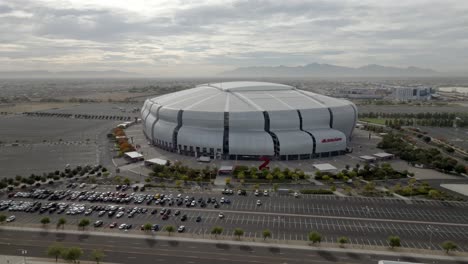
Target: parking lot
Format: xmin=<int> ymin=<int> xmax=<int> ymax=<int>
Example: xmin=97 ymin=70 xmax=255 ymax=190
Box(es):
xmin=2 ymin=186 xmax=468 ymax=252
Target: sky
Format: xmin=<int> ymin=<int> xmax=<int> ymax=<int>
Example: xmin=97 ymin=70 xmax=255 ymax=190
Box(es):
xmin=0 ymin=0 xmax=467 ymax=76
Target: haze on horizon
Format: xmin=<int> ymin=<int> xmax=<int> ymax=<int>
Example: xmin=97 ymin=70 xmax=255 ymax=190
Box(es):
xmin=0 ymin=0 xmax=467 ymax=77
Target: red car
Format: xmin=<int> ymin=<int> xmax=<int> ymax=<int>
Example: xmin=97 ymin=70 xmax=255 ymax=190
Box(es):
xmin=109 ymin=222 xmax=118 ymax=228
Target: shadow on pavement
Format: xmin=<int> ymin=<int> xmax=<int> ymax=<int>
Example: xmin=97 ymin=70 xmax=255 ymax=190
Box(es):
xmin=268 ymin=247 xmax=281 ymax=254
xmin=346 ymin=252 xmax=361 ymax=259
xmin=317 ymin=250 xmax=338 ymax=262
xmin=168 ymin=241 xmax=179 ymax=247
xmin=78 ymin=234 xmax=90 ymax=241
xmin=145 ymin=237 xmax=157 ymax=247
xmin=239 ymin=245 xmax=253 ymax=252
xmin=215 ymin=243 xmax=230 ymax=250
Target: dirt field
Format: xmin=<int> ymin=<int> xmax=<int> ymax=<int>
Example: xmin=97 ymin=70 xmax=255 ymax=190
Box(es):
xmin=0 ymin=102 xmax=79 ymax=113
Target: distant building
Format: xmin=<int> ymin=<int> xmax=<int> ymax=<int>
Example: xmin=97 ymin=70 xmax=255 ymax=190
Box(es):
xmin=390 ymin=86 xmax=431 ymax=101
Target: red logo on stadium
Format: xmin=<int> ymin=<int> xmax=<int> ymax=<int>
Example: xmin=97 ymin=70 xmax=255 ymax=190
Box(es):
xmin=321 ymin=137 xmax=342 ymax=143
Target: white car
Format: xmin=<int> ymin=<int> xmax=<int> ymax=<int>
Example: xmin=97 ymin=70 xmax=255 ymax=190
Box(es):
xmin=220 ymin=197 xmax=225 ymax=204
xmin=294 ymin=192 xmax=300 ymax=198
xmin=6 ymin=215 xmax=16 ymax=222
xmin=218 ymin=213 xmax=225 ymax=219
xmin=256 ymin=200 xmax=262 ymax=206
xmin=118 ymin=223 xmax=127 ymax=229
xmin=116 ymin=211 xmax=124 ymax=218
xmin=254 ymin=190 xmax=259 ymax=196
xmin=263 ymin=190 xmax=269 ymax=196
xmin=177 ymin=225 xmax=185 ymax=232
xmin=177 ymin=193 xmax=182 ymax=198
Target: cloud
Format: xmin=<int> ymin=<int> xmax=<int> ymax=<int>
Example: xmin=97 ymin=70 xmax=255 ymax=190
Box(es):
xmin=0 ymin=0 xmax=467 ymax=75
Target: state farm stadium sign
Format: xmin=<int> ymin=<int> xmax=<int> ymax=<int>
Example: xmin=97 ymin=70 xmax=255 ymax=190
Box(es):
xmin=321 ymin=138 xmax=342 ymax=143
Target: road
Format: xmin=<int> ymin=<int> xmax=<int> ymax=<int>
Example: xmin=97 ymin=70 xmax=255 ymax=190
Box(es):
xmin=0 ymin=229 xmax=464 ymax=264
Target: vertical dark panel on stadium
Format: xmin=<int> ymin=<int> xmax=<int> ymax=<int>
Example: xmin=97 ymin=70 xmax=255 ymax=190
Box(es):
xmin=263 ymin=111 xmax=280 ymax=157
xmin=327 ymin=107 xmax=334 ymax=128
xmin=223 ymin=112 xmax=229 ymax=157
xmin=172 ymin=110 xmax=183 ymax=151
xmin=296 ymin=110 xmax=316 ymax=154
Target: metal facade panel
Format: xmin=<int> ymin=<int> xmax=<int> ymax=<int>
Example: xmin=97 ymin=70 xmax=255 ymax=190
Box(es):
xmin=153 ymin=121 xmax=177 ymax=143
xmin=308 ymin=129 xmax=347 ymax=153
xmin=144 ymin=114 xmax=156 ymax=141
xmin=182 ymin=110 xmax=224 ymax=129
xmin=300 ymin=108 xmax=331 ymax=129
xmin=330 ymin=104 xmax=356 ymax=139
xmin=177 ymin=127 xmax=223 ymax=149
xmin=229 ymin=132 xmax=274 ymax=155
xmin=268 ymin=110 xmax=300 ymax=130
xmin=229 ymin=111 xmax=265 ymax=131
xmin=275 ymin=131 xmax=313 ymax=155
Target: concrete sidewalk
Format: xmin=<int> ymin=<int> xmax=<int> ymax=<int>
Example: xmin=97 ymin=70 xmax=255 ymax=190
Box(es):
xmin=2 ymin=226 xmax=467 ymax=263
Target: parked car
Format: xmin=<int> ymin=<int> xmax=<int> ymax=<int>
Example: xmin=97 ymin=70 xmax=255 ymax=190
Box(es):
xmin=177 ymin=225 xmax=185 ymax=232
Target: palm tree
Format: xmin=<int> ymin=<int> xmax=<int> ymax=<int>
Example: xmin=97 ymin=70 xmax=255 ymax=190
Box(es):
xmin=262 ymin=229 xmax=271 ymax=241
xmin=233 ymin=228 xmax=244 ymax=240
xmin=57 ymin=218 xmax=66 ymax=229
xmin=91 ymin=249 xmax=105 ymax=264
xmin=41 ymin=217 xmax=50 ymax=227
xmin=47 ymin=243 xmax=64 ymax=262
xmin=165 ymin=225 xmax=175 ymax=236
xmin=211 ymin=226 xmax=223 ymax=238
xmin=78 ymin=219 xmax=90 ymax=230
xmin=308 ymin=231 xmax=322 ymax=244
xmin=337 ymin=236 xmax=349 ymax=247
xmin=0 ymin=214 xmax=7 ymax=224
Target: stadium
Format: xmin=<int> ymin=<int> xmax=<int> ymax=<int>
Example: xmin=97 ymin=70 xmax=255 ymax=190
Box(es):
xmin=141 ymin=81 xmax=357 ymax=160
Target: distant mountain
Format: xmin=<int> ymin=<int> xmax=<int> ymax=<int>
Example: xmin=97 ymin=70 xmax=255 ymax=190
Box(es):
xmin=221 ymin=63 xmax=439 ymax=77
xmin=0 ymin=70 xmax=137 ymax=78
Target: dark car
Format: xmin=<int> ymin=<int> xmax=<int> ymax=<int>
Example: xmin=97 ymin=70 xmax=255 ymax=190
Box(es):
xmin=181 ymin=214 xmax=187 ymax=221
xmin=175 ymin=210 xmax=181 ymax=216
xmin=162 ymin=214 xmax=169 ymax=220
xmin=151 ymin=224 xmax=159 ymax=231
xmin=151 ymin=209 xmax=158 ymax=215
xmin=196 ymin=216 xmax=201 ymax=222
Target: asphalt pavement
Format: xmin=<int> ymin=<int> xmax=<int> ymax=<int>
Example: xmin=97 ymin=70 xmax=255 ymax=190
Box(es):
xmin=0 ymin=228 xmax=465 ymax=264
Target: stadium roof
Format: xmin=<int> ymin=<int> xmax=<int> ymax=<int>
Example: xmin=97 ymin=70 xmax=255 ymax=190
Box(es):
xmin=149 ymin=81 xmax=350 ymax=113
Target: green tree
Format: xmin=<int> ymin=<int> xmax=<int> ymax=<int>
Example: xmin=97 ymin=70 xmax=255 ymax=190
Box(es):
xmin=266 ymin=173 xmax=274 ymax=184
xmin=47 ymin=243 xmax=64 ymax=262
xmin=454 ymin=164 xmax=466 ymax=174
xmin=175 ymin=180 xmax=182 ymax=188
xmin=233 ymin=228 xmax=244 ymax=240
xmin=273 ymin=183 xmax=279 ymax=192
xmin=181 ymin=175 xmax=189 ymax=183
xmin=0 ymin=214 xmax=6 ymax=224
xmin=143 ymin=223 xmax=152 ymax=232
xmin=308 ymin=231 xmax=322 ymax=244
xmin=337 ymin=236 xmax=349 ymax=247
xmin=41 ymin=217 xmax=51 ymax=227
xmin=211 ymin=226 xmax=223 ymax=238
xmin=61 ymin=247 xmax=83 ymax=263
xmin=225 ymin=177 xmax=231 ymax=185
xmin=91 ymin=249 xmax=105 ymax=264
xmin=78 ymin=218 xmax=90 ymax=230
xmin=262 ymin=229 xmax=272 ymax=241
xmin=165 ymin=225 xmax=175 ymax=236
xmin=123 ymin=177 xmax=131 ymax=185
xmin=441 ymin=241 xmax=457 ymax=254
xmin=57 ymin=218 xmax=66 ymax=229
xmin=388 ymin=235 xmax=401 ymax=248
